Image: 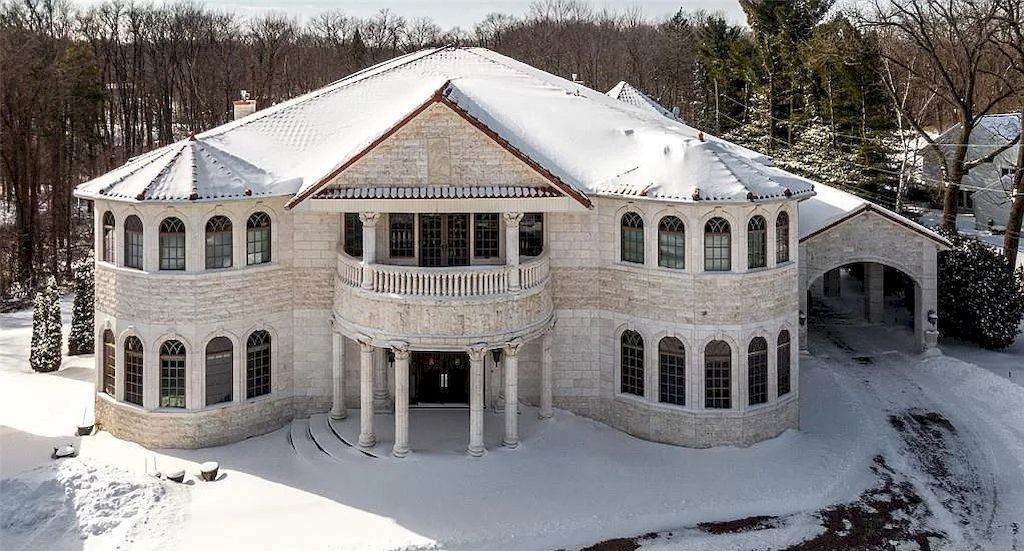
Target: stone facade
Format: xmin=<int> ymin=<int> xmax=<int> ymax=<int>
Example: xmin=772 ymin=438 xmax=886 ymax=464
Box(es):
xmin=87 ymin=101 xmax=938 ymax=451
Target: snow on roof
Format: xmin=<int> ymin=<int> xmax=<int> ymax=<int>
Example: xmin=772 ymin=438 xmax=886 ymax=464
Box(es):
xmin=933 ymin=113 xmax=1022 ymax=145
xmin=800 ymin=183 xmax=950 ymax=247
xmin=606 ymin=81 xmax=678 ymax=120
xmin=75 ymin=47 xmax=813 ymax=206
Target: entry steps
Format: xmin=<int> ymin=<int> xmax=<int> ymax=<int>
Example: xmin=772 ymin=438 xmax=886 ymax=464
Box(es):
xmin=288 ymin=414 xmax=378 ymax=461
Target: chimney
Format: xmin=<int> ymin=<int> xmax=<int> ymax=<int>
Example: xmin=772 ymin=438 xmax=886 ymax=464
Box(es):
xmin=233 ymin=90 xmax=256 ymax=120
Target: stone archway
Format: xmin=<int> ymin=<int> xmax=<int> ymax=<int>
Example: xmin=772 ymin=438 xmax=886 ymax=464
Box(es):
xmin=798 ymin=208 xmax=945 ymax=352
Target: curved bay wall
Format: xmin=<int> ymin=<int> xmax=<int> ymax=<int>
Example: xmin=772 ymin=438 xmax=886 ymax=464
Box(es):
xmin=91 ymin=198 xmax=339 ymax=448
xmin=535 ymin=197 xmax=801 ymax=447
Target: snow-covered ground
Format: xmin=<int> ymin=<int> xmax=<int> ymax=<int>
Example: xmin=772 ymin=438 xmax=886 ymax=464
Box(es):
xmin=1 ymin=298 xmax=1022 ymax=550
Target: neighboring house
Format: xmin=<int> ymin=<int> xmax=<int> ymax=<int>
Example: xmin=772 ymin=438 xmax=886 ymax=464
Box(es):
xmin=73 ymin=48 xmax=948 ymax=454
xmin=922 ymin=113 xmax=1021 ymax=229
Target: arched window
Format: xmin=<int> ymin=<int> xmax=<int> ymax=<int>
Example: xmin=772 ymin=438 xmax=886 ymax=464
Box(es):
xmin=520 ymin=213 xmax=544 ymax=256
xmin=206 ymin=337 xmax=233 ymax=406
xmin=747 ymin=216 xmax=767 ymax=269
xmin=247 ymin=212 xmax=272 ymax=265
xmin=124 ymin=336 xmax=144 ymax=406
xmin=343 ymin=213 xmax=363 ymax=257
xmin=124 ymin=215 xmax=144 ymax=270
xmin=777 ymin=330 xmax=791 ymax=396
xmin=159 ymin=340 xmax=186 ymax=408
xmin=748 ymin=337 xmax=768 ymax=405
xmin=159 ymin=217 xmax=186 ymax=271
xmin=704 ymin=340 xmax=731 ymax=409
xmin=704 ymin=217 xmax=731 ymax=271
xmin=101 ymin=211 xmax=116 ymax=263
xmin=205 ymin=215 xmax=233 ymax=269
xmin=620 ymin=212 xmax=644 ymax=264
xmin=102 ymin=330 xmax=115 ymax=396
xmin=776 ymin=212 xmax=790 ymax=263
xmin=658 ymin=337 xmax=685 ymax=405
xmin=246 ymin=330 xmax=271 ymax=398
xmin=658 ymin=216 xmax=685 ymax=269
xmin=620 ymin=330 xmax=644 ymax=396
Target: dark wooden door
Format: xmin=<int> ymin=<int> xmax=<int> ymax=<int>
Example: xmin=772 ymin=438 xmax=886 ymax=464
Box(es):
xmin=412 ymin=352 xmax=469 ymax=404
xmin=419 ymin=214 xmax=469 ymax=267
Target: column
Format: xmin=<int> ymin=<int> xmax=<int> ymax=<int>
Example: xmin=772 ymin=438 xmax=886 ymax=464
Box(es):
xmin=467 ymin=345 xmax=487 ymax=457
xmin=359 ymin=212 xmax=380 ymax=290
xmin=373 ymin=348 xmax=391 ymax=412
xmin=503 ymin=341 xmax=521 ymax=449
xmin=358 ymin=341 xmax=375 ymax=449
xmin=504 ymin=212 xmax=523 ymax=291
xmin=864 ymin=262 xmax=885 ymax=323
xmin=539 ymin=330 xmax=554 ymax=419
xmin=392 ymin=345 xmax=411 ymax=458
xmin=330 ymin=329 xmax=347 ymax=420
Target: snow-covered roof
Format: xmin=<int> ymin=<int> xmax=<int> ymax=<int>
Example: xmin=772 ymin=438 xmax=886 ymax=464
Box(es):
xmin=800 ymin=183 xmax=951 ymax=247
xmin=75 ymin=47 xmax=814 ymax=207
xmin=606 ymin=81 xmax=678 ymax=120
xmin=934 ymin=113 xmax=1022 ymax=145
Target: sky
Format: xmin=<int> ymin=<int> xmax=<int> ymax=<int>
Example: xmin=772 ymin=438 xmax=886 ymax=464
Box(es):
xmin=70 ymin=0 xmax=749 ymax=28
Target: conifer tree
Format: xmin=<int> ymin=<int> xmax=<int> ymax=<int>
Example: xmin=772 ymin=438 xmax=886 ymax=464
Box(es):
xmin=68 ymin=252 xmax=94 ymax=355
xmin=30 ymin=276 xmax=63 ymax=372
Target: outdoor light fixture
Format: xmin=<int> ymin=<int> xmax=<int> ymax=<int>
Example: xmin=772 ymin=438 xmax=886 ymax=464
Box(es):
xmin=927 ymin=310 xmax=938 ymax=327
xmin=799 ymin=310 xmax=807 ymax=326
xmin=491 ymin=348 xmax=503 ymax=364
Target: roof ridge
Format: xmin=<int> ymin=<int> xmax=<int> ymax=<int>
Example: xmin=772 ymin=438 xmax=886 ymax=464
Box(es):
xmin=200 ymin=47 xmax=446 ymax=139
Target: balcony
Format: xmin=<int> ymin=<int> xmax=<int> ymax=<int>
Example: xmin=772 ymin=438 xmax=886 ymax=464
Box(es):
xmin=333 ymin=254 xmax=553 ymax=347
xmin=336 ymin=254 xmax=549 ymax=298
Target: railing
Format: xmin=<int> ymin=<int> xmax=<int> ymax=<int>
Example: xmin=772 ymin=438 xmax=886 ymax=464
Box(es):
xmin=337 ymin=254 xmax=549 ymax=298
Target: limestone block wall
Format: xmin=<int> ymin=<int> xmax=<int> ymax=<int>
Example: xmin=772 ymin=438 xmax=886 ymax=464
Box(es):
xmin=91 ymin=197 xmax=339 ymax=447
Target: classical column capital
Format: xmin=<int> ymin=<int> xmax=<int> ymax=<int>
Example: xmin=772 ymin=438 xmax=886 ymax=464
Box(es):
xmin=504 ymin=338 xmax=524 ymax=357
xmin=502 ymin=211 xmax=524 ymax=226
xmin=359 ymin=212 xmax=381 ymax=227
xmin=357 ymin=339 xmax=375 ymax=353
xmin=466 ymin=343 xmax=489 ymax=362
xmin=392 ymin=342 xmax=411 ymax=361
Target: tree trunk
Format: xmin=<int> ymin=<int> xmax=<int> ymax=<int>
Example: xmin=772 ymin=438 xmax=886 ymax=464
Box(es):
xmin=1004 ymin=127 xmax=1024 ymax=268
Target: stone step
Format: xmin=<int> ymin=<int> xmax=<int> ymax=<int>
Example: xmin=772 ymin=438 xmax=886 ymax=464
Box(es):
xmin=289 ymin=418 xmax=328 ymax=461
xmin=327 ymin=416 xmax=379 ymax=459
xmin=307 ymin=414 xmax=350 ymax=462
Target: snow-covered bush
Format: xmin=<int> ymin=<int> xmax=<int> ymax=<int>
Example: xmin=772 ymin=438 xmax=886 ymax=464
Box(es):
xmin=68 ymin=253 xmax=94 ymax=355
xmin=30 ymin=276 xmax=63 ymax=372
xmin=938 ymin=235 xmax=1024 ymax=349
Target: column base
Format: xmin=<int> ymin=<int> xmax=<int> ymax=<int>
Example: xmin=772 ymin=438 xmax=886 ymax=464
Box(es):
xmin=392 ymin=446 xmax=410 ymax=458
xmin=373 ymin=397 xmax=392 ymax=413
xmin=502 ymin=439 xmax=519 ymax=449
xmin=330 ymin=409 xmax=348 ymax=420
xmin=538 ymin=409 xmax=553 ymax=419
xmin=358 ymin=433 xmax=376 ymax=449
xmin=467 ymin=445 xmax=485 ymax=457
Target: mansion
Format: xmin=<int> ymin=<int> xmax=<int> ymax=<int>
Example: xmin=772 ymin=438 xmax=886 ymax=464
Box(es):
xmin=75 ymin=47 xmax=948 ymax=453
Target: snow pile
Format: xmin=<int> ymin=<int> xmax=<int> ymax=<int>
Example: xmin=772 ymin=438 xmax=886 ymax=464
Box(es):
xmin=0 ymin=458 xmax=184 ymax=551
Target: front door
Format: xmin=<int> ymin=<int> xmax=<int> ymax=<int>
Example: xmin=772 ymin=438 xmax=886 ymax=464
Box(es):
xmin=411 ymin=351 xmax=469 ymax=405
xmin=419 ymin=214 xmax=469 ymax=267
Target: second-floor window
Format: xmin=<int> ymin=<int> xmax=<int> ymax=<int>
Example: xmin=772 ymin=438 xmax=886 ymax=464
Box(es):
xmin=473 ymin=213 xmax=499 ymax=258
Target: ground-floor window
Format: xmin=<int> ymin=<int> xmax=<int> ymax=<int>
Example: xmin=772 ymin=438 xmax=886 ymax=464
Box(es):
xmin=246 ymin=330 xmax=271 ymax=399
xmin=159 ymin=340 xmax=186 ymax=408
xmin=124 ymin=336 xmax=144 ymax=406
xmin=620 ymin=330 xmax=644 ymax=396
xmin=102 ymin=330 xmax=115 ymax=396
xmin=777 ymin=330 xmax=791 ymax=396
xmin=748 ymin=337 xmax=768 ymax=405
xmin=658 ymin=337 xmax=685 ymax=405
xmin=206 ymin=337 xmax=233 ymax=406
xmin=704 ymin=341 xmax=731 ymax=409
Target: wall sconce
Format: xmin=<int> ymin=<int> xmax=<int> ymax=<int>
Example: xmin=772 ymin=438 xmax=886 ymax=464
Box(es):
xmin=491 ymin=348 xmax=503 ymax=364
xmin=927 ymin=310 xmax=938 ymax=327
xmin=798 ymin=310 xmax=807 ymax=326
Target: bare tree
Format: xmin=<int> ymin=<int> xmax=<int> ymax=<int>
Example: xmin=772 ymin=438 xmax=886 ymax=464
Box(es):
xmin=994 ymin=0 xmax=1024 ymax=266
xmin=863 ymin=0 xmax=1022 ymax=232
